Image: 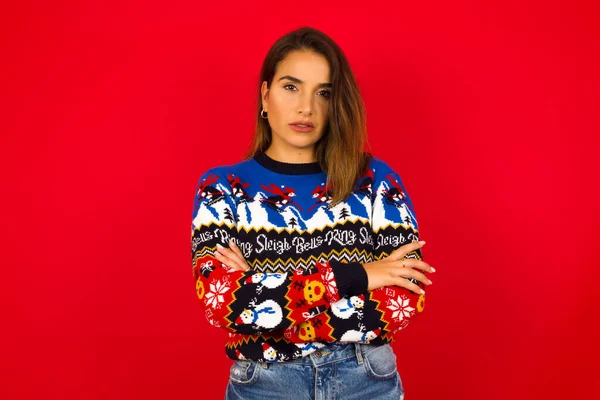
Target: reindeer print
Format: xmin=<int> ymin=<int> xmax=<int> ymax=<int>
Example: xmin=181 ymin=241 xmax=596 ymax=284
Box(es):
xmin=196 ymin=173 xmax=226 ymax=206
xmin=297 ymin=320 xmax=316 ymax=341
xmin=227 ymin=173 xmax=253 ymax=203
xmin=355 ymin=168 xmax=374 ymax=199
xmin=259 ymin=183 xmax=302 ymax=213
xmin=382 ymin=173 xmax=410 ymax=210
xmin=304 ymin=280 xmax=326 ymax=305
xmin=308 ymin=182 xmax=334 ymax=212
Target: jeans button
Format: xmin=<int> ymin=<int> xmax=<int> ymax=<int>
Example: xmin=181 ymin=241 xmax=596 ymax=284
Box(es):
xmin=315 ymin=351 xmax=322 ymax=358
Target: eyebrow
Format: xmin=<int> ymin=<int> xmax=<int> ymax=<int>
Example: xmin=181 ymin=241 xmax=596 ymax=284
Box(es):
xmin=277 ymin=75 xmax=332 ymax=88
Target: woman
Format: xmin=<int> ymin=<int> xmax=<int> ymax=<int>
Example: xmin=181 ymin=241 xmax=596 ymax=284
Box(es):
xmin=191 ymin=26 xmax=434 ymax=400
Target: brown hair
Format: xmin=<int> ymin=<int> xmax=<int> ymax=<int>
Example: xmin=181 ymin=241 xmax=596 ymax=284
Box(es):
xmin=243 ymin=26 xmax=373 ymax=206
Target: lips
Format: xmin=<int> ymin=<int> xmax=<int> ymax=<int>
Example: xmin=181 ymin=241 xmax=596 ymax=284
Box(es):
xmin=289 ymin=120 xmax=315 ymax=133
xmin=289 ymin=120 xmax=314 ymax=128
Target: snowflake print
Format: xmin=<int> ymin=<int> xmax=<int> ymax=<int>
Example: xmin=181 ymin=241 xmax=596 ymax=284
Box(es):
xmin=204 ymin=278 xmax=230 ymax=310
xmin=387 ymin=295 xmax=415 ymax=322
xmin=221 ymin=264 xmax=237 ymax=274
xmin=221 ymin=274 xmax=231 ymax=285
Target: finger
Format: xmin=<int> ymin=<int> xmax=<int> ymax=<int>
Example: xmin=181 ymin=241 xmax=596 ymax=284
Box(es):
xmin=394 ymin=278 xmax=425 ymax=295
xmin=215 ymin=249 xmax=245 ymax=271
xmin=217 ymin=243 xmax=251 ymax=272
xmin=396 ymin=267 xmax=432 ymax=286
xmin=401 ymin=258 xmax=435 ymax=273
xmin=389 ymin=240 xmax=426 ymax=260
xmin=228 ymin=239 xmax=246 ymax=259
xmin=224 ymin=242 xmax=251 ymax=271
xmin=218 ymin=242 xmax=246 ymax=266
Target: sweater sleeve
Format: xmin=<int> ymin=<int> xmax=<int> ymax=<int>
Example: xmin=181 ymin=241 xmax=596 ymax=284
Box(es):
xmin=365 ymin=162 xmax=427 ymax=339
xmin=282 ymin=161 xmax=427 ymax=344
xmin=192 ymin=169 xmax=355 ymax=335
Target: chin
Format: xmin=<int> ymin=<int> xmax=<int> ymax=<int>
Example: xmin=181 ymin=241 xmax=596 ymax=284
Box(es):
xmin=287 ymin=140 xmax=320 ymax=150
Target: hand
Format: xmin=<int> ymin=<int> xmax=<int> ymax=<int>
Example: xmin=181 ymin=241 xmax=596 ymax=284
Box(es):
xmin=362 ymin=241 xmax=435 ymax=294
xmin=214 ymin=239 xmax=251 ymax=272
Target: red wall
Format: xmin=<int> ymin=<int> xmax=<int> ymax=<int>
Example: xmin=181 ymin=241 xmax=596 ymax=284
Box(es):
xmin=2 ymin=1 xmax=598 ymax=399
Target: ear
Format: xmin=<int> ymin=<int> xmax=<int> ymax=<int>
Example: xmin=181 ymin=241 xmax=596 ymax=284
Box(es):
xmin=260 ymin=81 xmax=269 ymax=109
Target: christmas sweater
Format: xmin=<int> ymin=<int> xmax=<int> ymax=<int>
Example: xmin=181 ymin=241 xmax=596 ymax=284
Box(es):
xmin=191 ymin=151 xmax=427 ymax=362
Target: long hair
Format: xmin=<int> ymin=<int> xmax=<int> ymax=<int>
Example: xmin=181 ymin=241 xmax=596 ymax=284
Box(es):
xmin=244 ymin=26 xmax=372 ymax=206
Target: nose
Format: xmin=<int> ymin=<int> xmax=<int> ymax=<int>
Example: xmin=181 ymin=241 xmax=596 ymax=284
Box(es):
xmin=298 ymin=92 xmax=313 ymax=115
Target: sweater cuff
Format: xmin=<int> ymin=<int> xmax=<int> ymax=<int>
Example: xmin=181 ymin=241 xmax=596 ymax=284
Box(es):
xmin=329 ymin=260 xmax=368 ymax=298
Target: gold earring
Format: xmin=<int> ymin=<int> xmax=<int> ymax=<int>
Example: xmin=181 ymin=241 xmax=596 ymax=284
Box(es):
xmin=261 ymin=109 xmax=268 ymax=119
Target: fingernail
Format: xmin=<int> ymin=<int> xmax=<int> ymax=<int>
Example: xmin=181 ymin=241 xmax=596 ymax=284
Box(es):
xmin=419 ymin=241 xmax=426 ymax=245
xmin=217 ymin=243 xmax=223 ymax=249
xmin=428 ymin=279 xmax=433 ymax=285
xmin=431 ymin=267 xmax=436 ymax=273
xmin=420 ymin=289 xmax=426 ymax=294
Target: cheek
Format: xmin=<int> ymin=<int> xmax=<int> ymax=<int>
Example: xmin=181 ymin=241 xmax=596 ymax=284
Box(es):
xmin=267 ymin=96 xmax=292 ymax=127
xmin=316 ymin=101 xmax=329 ymax=121
xmin=271 ymin=91 xmax=295 ymax=110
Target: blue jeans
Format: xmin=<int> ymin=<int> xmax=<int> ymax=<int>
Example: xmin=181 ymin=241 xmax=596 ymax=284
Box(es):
xmin=224 ymin=343 xmax=405 ymax=400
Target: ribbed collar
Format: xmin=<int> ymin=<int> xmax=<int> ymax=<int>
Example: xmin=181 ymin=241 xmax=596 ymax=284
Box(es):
xmin=253 ymin=151 xmax=323 ymax=175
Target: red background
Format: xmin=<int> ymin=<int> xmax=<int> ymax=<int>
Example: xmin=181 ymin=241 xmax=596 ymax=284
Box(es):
xmin=2 ymin=1 xmax=599 ymax=399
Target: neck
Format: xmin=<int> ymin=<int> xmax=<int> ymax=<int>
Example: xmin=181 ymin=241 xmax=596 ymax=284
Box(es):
xmin=265 ymin=147 xmax=317 ymax=164
xmin=253 ymin=150 xmax=323 ymax=175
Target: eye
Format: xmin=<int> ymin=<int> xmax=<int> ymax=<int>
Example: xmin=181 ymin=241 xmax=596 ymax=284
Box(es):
xmin=283 ymin=84 xmax=297 ymax=91
xmin=318 ymin=90 xmax=331 ymax=98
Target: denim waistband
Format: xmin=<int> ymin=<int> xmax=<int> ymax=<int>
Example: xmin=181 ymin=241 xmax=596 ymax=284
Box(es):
xmin=257 ymin=342 xmax=380 ymax=369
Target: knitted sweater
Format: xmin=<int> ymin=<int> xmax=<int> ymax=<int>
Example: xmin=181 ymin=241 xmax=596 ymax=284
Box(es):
xmin=191 ymin=151 xmax=426 ymax=362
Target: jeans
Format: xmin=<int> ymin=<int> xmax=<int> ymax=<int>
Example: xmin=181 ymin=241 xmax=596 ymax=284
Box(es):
xmin=224 ymin=342 xmax=405 ymax=400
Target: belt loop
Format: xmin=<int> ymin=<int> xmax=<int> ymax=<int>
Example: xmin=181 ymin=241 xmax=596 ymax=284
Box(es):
xmin=354 ymin=343 xmax=364 ymax=365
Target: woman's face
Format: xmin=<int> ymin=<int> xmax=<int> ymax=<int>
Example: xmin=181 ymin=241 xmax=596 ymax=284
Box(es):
xmin=261 ymin=50 xmax=331 ymax=161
